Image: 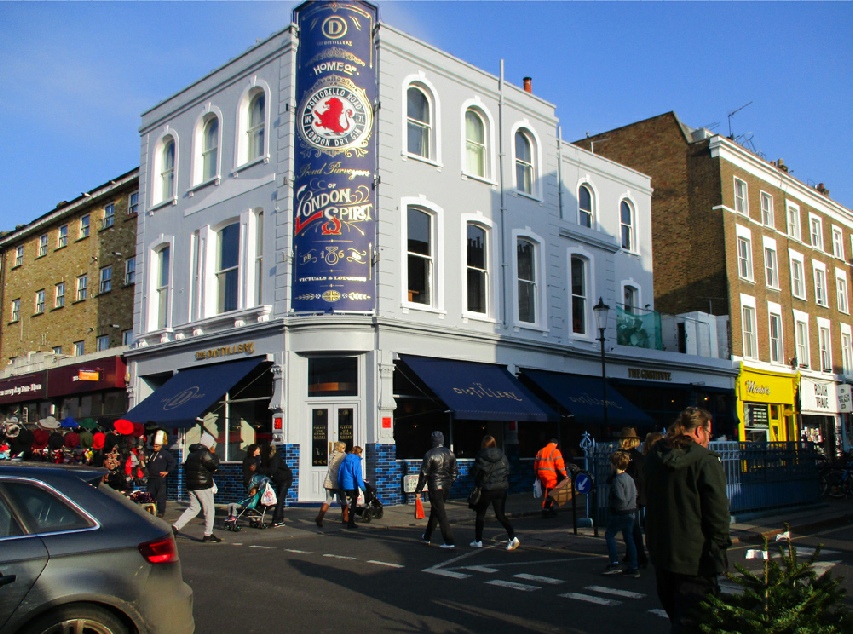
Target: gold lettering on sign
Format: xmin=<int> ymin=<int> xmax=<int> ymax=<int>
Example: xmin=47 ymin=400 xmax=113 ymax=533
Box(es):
xmin=451 ymin=382 xmax=524 ymax=402
xmin=195 ymin=341 xmax=255 ymax=360
xmin=627 ymin=368 xmax=672 ymax=381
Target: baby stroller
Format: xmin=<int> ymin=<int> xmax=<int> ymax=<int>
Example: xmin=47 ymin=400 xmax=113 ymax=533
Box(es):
xmin=352 ymin=480 xmax=384 ymax=523
xmin=224 ymin=474 xmax=274 ymax=531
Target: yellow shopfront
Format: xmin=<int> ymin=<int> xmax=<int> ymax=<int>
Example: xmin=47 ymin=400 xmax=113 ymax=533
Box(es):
xmin=736 ymin=365 xmax=798 ymax=442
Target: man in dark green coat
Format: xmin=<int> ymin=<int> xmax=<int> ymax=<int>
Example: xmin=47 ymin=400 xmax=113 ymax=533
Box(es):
xmin=645 ymin=407 xmax=731 ymax=633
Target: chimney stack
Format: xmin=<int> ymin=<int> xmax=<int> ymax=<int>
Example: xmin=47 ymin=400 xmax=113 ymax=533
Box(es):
xmin=523 ymin=76 xmax=532 ymax=93
xmin=817 ymin=183 xmax=830 ymax=197
xmin=777 ymin=158 xmax=788 ymax=173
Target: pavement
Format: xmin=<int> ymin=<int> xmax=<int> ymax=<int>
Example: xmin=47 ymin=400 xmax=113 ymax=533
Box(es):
xmin=163 ymin=491 xmax=853 ymax=547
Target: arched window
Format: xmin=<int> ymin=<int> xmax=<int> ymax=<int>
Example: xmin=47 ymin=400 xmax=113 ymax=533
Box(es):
xmin=160 ymin=137 xmax=175 ymax=203
xmin=465 ymin=109 xmax=486 ymax=178
xmin=202 ymin=115 xmax=219 ymax=182
xmin=621 ymin=199 xmax=635 ymax=251
xmin=570 ymin=256 xmax=588 ymax=335
xmin=514 ymin=129 xmax=534 ymax=195
xmin=407 ymin=86 xmax=431 ymax=158
xmin=623 ymin=285 xmax=638 ymax=313
xmin=247 ymin=92 xmax=265 ymax=160
xmin=579 ymin=184 xmax=593 ymax=228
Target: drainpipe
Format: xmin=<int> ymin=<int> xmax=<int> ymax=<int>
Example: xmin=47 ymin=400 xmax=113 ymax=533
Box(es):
xmin=557 ymin=126 xmax=564 ymax=219
xmin=498 ymin=60 xmax=508 ymax=330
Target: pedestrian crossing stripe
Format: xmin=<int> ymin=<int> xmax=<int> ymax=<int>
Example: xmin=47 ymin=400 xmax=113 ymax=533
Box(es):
xmin=515 ymin=574 xmax=564 ymax=585
xmin=463 ymin=565 xmax=499 ymax=573
xmin=425 ymin=569 xmax=470 ymax=579
xmin=323 ymin=553 xmax=357 ymax=560
xmin=559 ymin=592 xmax=621 ymax=606
xmin=367 ymin=560 xmax=404 ymax=568
xmin=584 ymin=585 xmax=646 ymax=599
xmin=649 ymin=609 xmax=668 ymax=618
xmin=283 ymin=548 xmax=310 ymax=554
xmin=487 ymin=580 xmax=541 ymax=592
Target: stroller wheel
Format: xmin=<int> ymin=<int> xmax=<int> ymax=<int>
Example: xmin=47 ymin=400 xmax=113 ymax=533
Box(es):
xmin=374 ymin=506 xmax=384 ymax=520
xmin=361 ymin=510 xmax=372 ymax=523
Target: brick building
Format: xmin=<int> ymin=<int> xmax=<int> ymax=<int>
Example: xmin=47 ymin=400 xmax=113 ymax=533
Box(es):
xmin=0 ymin=169 xmax=139 ymax=424
xmin=576 ymin=112 xmax=853 ymax=452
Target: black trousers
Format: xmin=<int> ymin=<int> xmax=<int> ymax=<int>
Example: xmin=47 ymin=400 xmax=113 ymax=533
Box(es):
xmin=474 ymin=489 xmax=514 ymax=542
xmin=146 ymin=476 xmax=167 ymax=515
xmin=424 ymin=487 xmax=454 ymax=545
xmin=344 ymin=489 xmax=359 ymax=527
xmin=272 ymin=479 xmax=291 ymax=523
xmin=655 ymin=567 xmax=719 ymax=633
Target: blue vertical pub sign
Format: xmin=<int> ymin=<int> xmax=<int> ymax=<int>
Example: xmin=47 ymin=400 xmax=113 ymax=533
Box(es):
xmin=292 ymin=1 xmax=378 ymax=312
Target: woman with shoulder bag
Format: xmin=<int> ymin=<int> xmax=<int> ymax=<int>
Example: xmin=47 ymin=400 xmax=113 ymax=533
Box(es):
xmin=315 ymin=441 xmax=349 ymax=527
xmin=469 ymin=435 xmax=519 ymax=551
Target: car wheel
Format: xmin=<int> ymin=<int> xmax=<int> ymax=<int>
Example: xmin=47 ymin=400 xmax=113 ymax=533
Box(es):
xmin=20 ymin=604 xmax=129 ymax=634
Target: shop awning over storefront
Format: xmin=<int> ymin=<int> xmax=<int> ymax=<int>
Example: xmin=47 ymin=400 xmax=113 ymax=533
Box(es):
xmin=124 ymin=357 xmax=265 ymax=427
xmin=397 ymin=355 xmax=558 ymax=422
xmin=521 ymin=369 xmax=655 ymax=427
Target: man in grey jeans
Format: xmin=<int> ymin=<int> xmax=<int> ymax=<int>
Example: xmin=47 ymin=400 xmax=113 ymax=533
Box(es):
xmin=173 ymin=432 xmax=222 ymax=542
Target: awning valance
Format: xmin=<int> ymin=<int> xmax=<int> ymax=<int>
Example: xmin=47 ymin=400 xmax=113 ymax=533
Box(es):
xmin=398 ymin=355 xmax=558 ymax=422
xmin=124 ymin=357 xmax=265 ymax=427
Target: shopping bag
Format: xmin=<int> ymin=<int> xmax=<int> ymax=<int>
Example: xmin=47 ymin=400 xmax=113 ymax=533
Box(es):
xmin=533 ymin=479 xmax=543 ymax=498
xmin=548 ymin=477 xmax=573 ymax=507
xmin=467 ymin=486 xmax=482 ymax=509
xmin=414 ymin=496 xmax=425 ymax=519
xmin=261 ymin=482 xmax=277 ymax=507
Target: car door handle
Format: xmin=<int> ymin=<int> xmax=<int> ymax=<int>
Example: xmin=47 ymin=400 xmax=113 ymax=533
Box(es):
xmin=0 ymin=575 xmax=17 ymax=587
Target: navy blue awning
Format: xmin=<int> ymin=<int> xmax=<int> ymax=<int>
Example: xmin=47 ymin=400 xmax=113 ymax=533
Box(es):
xmin=521 ymin=369 xmax=655 ymax=427
xmin=398 ymin=355 xmax=558 ymax=422
xmin=124 ymin=357 xmax=265 ymax=427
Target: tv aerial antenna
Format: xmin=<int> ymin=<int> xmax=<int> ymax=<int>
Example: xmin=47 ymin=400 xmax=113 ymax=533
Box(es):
xmin=727 ymin=101 xmax=753 ymax=139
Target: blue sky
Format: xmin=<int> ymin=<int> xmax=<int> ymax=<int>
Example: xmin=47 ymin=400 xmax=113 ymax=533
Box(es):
xmin=1 ymin=1 xmax=851 ymax=232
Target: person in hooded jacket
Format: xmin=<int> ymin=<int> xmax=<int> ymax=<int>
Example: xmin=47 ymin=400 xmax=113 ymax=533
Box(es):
xmin=173 ymin=432 xmax=222 ymax=543
xmin=469 ymin=435 xmax=519 ymax=551
xmin=620 ymin=427 xmax=649 ymax=569
xmin=415 ymin=431 xmax=458 ymax=548
xmin=644 ymin=407 xmax=731 ymax=633
xmin=338 ymin=446 xmax=367 ymax=530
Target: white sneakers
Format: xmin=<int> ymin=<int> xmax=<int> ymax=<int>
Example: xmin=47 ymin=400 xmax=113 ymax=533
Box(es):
xmin=469 ymin=540 xmax=483 ymax=548
xmin=439 ymin=543 xmax=456 ymax=549
xmin=506 ymin=537 xmax=520 ymax=551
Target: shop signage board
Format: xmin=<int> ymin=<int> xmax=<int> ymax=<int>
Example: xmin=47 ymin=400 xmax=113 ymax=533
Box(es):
xmin=746 ymin=403 xmax=770 ymax=428
xmin=291 ymin=0 xmax=378 ymax=312
xmin=800 ymin=377 xmax=839 ymax=415
xmin=0 ymin=371 xmax=47 ymax=403
xmin=837 ymin=384 xmax=851 ymax=413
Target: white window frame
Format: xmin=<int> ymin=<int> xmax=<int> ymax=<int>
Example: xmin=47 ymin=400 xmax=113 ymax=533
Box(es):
xmin=74 ymin=341 xmax=85 ymax=357
xmin=760 ymin=191 xmax=774 ymax=227
xmin=99 ymin=266 xmax=112 ymax=294
xmin=794 ymin=309 xmax=810 ymax=369
xmin=734 ymin=177 xmax=748 ymax=215
xmin=763 ymin=236 xmax=779 ymax=289
xmin=400 ymin=196 xmax=445 ymax=313
xmin=128 ymin=190 xmax=139 ymax=215
xmin=510 ymin=122 xmax=542 ymax=199
xmin=57 ymin=225 xmax=68 ymax=248
xmin=836 ymin=269 xmax=849 ymax=314
xmin=405 ymin=206 xmax=436 ymax=310
xmin=251 ymin=210 xmax=264 ymax=308
xmin=96 ymin=335 xmax=110 ymax=352
xmin=569 ymin=252 xmax=592 ymax=337
xmin=832 ymin=226 xmax=844 ymax=259
xmin=768 ymin=301 xmax=783 ymax=365
xmin=102 ymin=203 xmax=115 ymax=229
xmin=461 ymin=215 xmax=495 ymax=320
xmin=10 ymin=299 xmax=20 ymax=322
xmin=148 ymin=241 xmax=173 ymax=331
xmin=789 ymin=250 xmax=806 ymax=299
xmin=35 ymin=289 xmax=45 ymax=314
xmin=80 ymin=214 xmax=90 ymax=238
xmin=235 ymin=82 xmax=270 ymax=168
xmin=213 ymin=220 xmax=241 ymax=315
xmin=577 ymin=182 xmax=595 ymax=228
xmin=193 ymin=109 xmax=222 ymax=186
xmin=740 ymin=295 xmax=758 ymax=360
xmin=461 ymin=101 xmax=495 ymax=182
xmin=787 ymin=202 xmax=801 ymax=241
xmin=809 ymin=213 xmax=824 ymax=251
xmin=55 ymin=282 xmax=65 ymax=309
xmin=512 ymin=229 xmax=547 ymax=330
xmin=402 ymin=75 xmax=441 ymax=165
xmin=122 ymin=330 xmax=134 ymax=347
xmin=38 ymin=234 xmax=48 ymax=257
xmin=736 ymin=225 xmax=753 ymax=281
xmin=620 ymin=197 xmax=636 ymax=252
xmin=818 ymin=318 xmax=832 ymax=372
xmin=15 ymin=245 xmax=23 ymax=266
xmin=125 ymin=257 xmax=136 ymax=286
xmin=152 ymin=130 xmax=178 ymax=207
xmin=76 ymin=275 xmax=87 ymax=301
xmin=813 ymin=262 xmax=828 ymax=307
xmin=621 ymin=281 xmax=641 ymax=314
xmin=841 ymin=325 xmax=853 ymax=376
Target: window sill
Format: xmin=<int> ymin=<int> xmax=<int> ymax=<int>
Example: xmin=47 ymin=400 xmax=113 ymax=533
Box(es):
xmin=11 ymin=264 xmax=21 ymax=270
xmin=126 ymin=211 xmax=139 ymax=219
xmin=461 ymin=172 xmax=495 ymax=187
xmin=233 ymin=155 xmax=269 ymax=175
xmin=75 ymin=235 xmax=90 ymax=242
xmin=188 ymin=177 xmax=220 ymax=196
xmin=51 ymin=305 xmax=64 ymax=311
xmin=512 ymin=190 xmax=542 ymax=203
xmin=461 ymin=312 xmax=496 ymax=324
xmin=99 ymin=224 xmax=115 ymax=232
xmin=55 ymin=245 xmax=67 ymax=251
xmin=512 ymin=322 xmax=550 ymax=335
xmin=98 ymin=289 xmax=112 ymax=296
xmin=149 ymin=198 xmax=177 ymax=213
xmin=8 ymin=320 xmax=19 ymax=326
xmin=122 ymin=282 xmax=135 ymax=288
xmin=35 ymin=254 xmax=47 ymax=260
xmin=738 ymin=277 xmax=756 ymax=285
xmin=72 ymin=299 xmax=87 ymax=304
xmin=401 ymin=301 xmax=446 ymax=316
xmin=32 ymin=311 xmax=44 ymax=318
xmin=766 ymin=285 xmax=781 ymax=292
xmin=401 ymin=152 xmax=443 ymax=169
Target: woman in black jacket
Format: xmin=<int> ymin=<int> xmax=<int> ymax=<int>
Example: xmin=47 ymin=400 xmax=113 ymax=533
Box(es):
xmin=469 ymin=435 xmax=519 ymax=551
xmin=259 ymin=442 xmax=293 ymax=528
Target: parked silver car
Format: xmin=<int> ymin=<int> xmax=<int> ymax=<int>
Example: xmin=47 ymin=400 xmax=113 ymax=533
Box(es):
xmin=0 ymin=463 xmax=194 ymax=634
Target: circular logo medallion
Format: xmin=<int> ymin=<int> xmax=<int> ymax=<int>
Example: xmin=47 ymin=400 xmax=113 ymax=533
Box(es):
xmin=298 ymin=77 xmax=373 ymax=154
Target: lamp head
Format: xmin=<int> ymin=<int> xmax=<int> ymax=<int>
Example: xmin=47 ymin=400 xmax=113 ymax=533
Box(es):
xmin=593 ymin=297 xmax=610 ymax=332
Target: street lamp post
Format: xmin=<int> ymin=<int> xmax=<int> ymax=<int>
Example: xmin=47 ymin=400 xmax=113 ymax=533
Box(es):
xmin=593 ymin=297 xmax=611 ymax=428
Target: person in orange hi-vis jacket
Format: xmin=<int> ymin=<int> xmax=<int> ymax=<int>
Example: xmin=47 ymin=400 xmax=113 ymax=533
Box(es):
xmin=534 ymin=438 xmax=567 ymax=518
